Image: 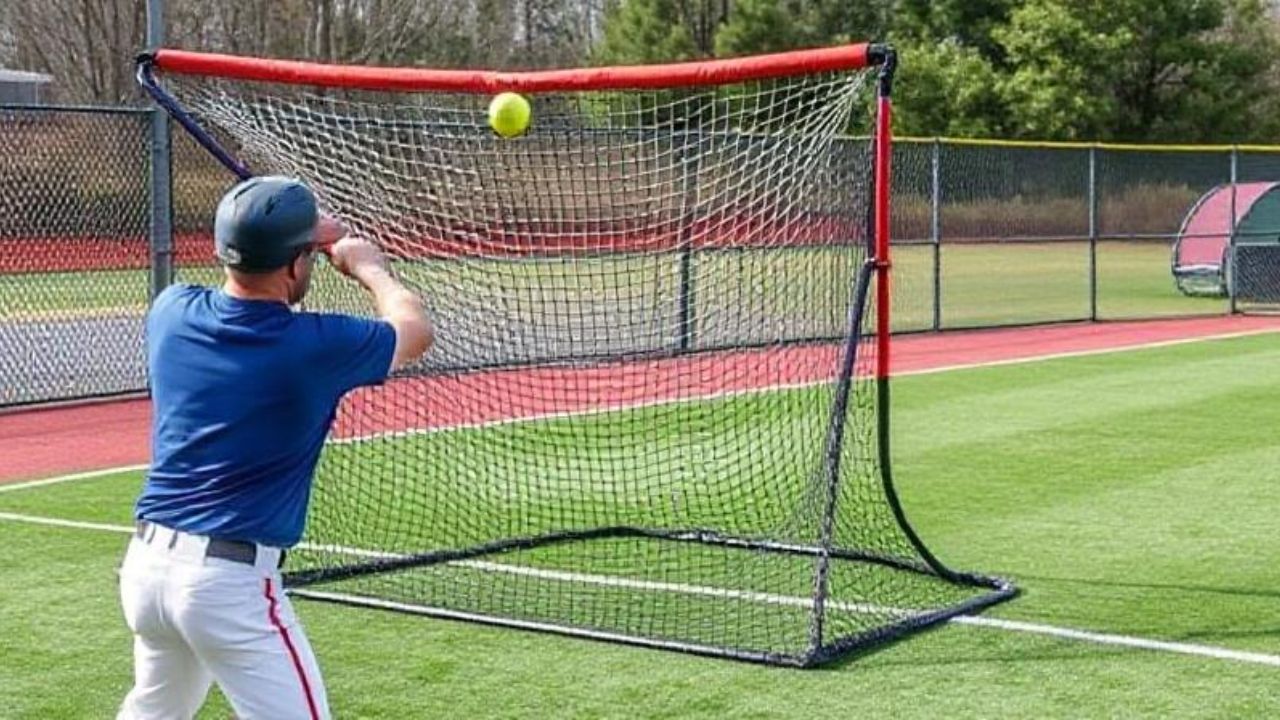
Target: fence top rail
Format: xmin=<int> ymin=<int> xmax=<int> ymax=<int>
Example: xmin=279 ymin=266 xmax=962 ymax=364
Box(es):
xmin=0 ymin=103 xmax=151 ymax=115
xmin=895 ymin=136 xmax=1280 ymax=153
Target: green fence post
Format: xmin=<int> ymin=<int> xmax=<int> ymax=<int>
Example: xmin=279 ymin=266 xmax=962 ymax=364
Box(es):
xmin=1229 ymin=146 xmax=1238 ymax=315
xmin=1088 ymin=145 xmax=1098 ymax=321
xmin=931 ymin=138 xmax=942 ymax=330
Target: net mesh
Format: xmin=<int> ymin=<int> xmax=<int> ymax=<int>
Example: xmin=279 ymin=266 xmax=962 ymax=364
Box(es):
xmin=157 ymin=58 xmax=1011 ymax=665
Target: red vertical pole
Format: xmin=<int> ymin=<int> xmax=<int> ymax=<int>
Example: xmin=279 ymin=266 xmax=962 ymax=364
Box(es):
xmin=874 ymin=94 xmax=892 ymax=379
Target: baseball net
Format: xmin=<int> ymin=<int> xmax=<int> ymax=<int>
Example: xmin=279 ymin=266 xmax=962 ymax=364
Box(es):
xmin=138 ymin=44 xmax=1014 ymax=666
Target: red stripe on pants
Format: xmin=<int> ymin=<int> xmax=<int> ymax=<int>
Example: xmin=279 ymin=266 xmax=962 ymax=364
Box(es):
xmin=264 ymin=578 xmax=321 ymax=720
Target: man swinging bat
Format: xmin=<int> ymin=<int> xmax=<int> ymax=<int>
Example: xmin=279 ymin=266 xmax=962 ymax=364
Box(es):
xmin=117 ymin=176 xmax=432 ymax=719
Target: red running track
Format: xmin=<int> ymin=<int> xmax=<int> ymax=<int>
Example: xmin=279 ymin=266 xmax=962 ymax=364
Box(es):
xmin=0 ymin=234 xmax=214 ymax=274
xmin=1 ymin=315 xmax=1277 ymax=484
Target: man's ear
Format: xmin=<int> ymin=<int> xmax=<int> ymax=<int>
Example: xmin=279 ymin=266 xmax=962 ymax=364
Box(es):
xmin=287 ymin=251 xmax=306 ymax=280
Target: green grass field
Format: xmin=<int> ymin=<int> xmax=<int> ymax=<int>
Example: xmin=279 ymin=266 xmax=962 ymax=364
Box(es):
xmin=2 ymin=333 xmax=1278 ymax=718
xmin=0 ymin=242 xmax=1226 ymax=330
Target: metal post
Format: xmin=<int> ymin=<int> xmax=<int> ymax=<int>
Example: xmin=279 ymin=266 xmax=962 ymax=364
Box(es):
xmin=675 ymin=134 xmax=700 ymax=352
xmin=676 ymin=243 xmax=695 ymax=350
xmin=1088 ymin=145 xmax=1098 ymax=321
xmin=1229 ymin=146 xmax=1238 ymax=314
xmin=931 ymin=139 xmax=942 ymax=330
xmin=147 ymin=0 xmax=173 ymax=299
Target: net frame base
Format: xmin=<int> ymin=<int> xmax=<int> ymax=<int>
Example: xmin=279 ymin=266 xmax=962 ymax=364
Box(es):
xmin=287 ymin=525 xmax=1016 ymax=667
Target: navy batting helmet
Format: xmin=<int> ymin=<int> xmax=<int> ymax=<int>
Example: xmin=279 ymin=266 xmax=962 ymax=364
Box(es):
xmin=214 ymin=176 xmax=319 ymax=272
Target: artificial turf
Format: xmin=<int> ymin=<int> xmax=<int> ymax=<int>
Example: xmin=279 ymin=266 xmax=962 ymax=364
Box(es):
xmin=1 ymin=333 xmax=1277 ymax=718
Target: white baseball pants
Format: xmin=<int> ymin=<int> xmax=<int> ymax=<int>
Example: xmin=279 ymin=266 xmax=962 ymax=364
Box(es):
xmin=117 ymin=524 xmax=330 ymax=720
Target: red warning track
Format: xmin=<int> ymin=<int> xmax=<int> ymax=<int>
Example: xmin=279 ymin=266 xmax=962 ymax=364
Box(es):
xmin=1 ymin=314 xmax=1277 ymax=484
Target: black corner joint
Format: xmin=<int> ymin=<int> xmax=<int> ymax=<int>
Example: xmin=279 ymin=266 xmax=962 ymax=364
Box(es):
xmin=135 ymin=51 xmax=161 ymax=89
xmin=135 ymin=56 xmax=161 ymax=94
xmin=867 ymin=44 xmax=897 ymax=98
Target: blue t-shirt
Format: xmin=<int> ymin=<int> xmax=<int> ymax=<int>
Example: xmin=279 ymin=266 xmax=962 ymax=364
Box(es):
xmin=135 ymin=284 xmax=396 ymax=548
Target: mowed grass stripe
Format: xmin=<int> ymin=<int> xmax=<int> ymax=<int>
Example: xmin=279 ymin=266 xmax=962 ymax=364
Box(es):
xmin=893 ymin=334 xmax=1280 ymax=454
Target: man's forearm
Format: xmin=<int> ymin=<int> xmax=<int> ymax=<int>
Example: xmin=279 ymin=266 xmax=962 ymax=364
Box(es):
xmin=352 ymin=265 xmax=433 ymax=367
xmin=353 ymin=266 xmax=421 ymax=320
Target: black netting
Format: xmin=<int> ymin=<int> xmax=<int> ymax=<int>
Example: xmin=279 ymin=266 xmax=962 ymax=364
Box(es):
xmin=153 ymin=58 xmax=1011 ymax=665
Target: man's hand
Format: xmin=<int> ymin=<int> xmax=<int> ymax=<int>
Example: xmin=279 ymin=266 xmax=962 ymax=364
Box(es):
xmin=314 ymin=214 xmax=349 ymax=249
xmin=326 ymin=237 xmax=388 ymax=279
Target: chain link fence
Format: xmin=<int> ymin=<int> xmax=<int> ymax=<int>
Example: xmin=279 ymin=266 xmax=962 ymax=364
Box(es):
xmin=893 ymin=139 xmax=1280 ymax=331
xmin=0 ymin=105 xmax=152 ymax=406
xmin=171 ymin=129 xmax=233 ymax=287
xmin=0 ymin=106 xmax=234 ymax=408
xmin=4 ymin=107 xmax=1278 ymax=408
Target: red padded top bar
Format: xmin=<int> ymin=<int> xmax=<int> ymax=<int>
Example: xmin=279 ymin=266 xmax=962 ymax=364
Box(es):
xmin=150 ymin=44 xmax=874 ymax=94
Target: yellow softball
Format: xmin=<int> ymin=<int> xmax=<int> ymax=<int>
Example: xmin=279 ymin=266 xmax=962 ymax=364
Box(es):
xmin=488 ymin=92 xmax=532 ymax=138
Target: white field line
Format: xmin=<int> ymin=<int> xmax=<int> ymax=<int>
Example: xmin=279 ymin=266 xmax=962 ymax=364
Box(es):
xmin=897 ymin=326 xmax=1280 ymax=378
xmin=0 ymin=511 xmax=139 ymax=534
xmin=949 ymin=615 xmax=1280 ymax=667
xmin=0 ymin=465 xmax=149 ymax=495
xmin=1 ymin=509 xmax=1278 ymax=668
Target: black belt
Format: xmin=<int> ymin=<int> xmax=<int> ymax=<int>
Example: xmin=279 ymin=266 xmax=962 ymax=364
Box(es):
xmin=135 ymin=520 xmax=286 ymax=568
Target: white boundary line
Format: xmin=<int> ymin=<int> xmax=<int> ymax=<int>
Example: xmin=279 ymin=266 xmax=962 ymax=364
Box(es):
xmin=6 ymin=324 xmax=1279 ymax=484
xmin=0 ymin=509 xmax=1277 ymax=668
xmin=0 ymin=511 xmax=139 ymax=534
xmin=898 ymin=326 xmax=1280 ymax=378
xmin=950 ymin=616 xmax=1280 ymax=667
xmin=0 ymin=464 xmax=149 ymax=495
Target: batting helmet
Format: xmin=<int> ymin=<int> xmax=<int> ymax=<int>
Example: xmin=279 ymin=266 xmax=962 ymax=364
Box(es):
xmin=214 ymin=176 xmax=319 ymax=272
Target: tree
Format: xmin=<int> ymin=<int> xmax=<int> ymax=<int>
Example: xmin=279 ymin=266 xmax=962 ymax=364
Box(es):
xmin=1 ymin=0 xmax=145 ymax=104
xmin=592 ymin=0 xmax=699 ymax=65
xmin=714 ymin=0 xmax=800 ymax=57
xmin=715 ymin=0 xmax=895 ymax=58
xmin=801 ymin=0 xmax=895 ymax=46
xmin=992 ymin=1 xmax=1128 ymax=139
xmin=3 ymin=0 xmax=1278 ymax=142
xmin=894 ymin=40 xmax=1008 ymax=137
xmin=996 ymin=0 xmax=1280 ymax=141
xmin=0 ymin=0 xmax=613 ymax=103
xmin=896 ymin=0 xmax=1015 ymax=65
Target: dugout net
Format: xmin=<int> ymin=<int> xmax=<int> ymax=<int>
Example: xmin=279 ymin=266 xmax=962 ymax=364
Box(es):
xmin=138 ymin=43 xmax=1015 ymax=666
